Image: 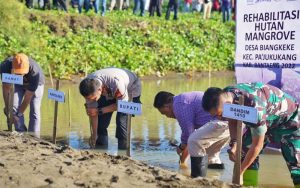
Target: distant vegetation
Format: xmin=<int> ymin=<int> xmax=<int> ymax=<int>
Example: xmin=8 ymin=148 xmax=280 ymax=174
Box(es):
xmin=0 ymin=0 xmax=235 ymax=79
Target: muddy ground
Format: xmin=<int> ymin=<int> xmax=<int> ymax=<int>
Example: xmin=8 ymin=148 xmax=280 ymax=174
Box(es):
xmin=0 ymin=131 xmax=238 ymax=188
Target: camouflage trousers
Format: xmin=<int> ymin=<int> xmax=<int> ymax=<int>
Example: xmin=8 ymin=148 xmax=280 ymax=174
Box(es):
xmin=242 ymin=112 xmax=300 ymax=185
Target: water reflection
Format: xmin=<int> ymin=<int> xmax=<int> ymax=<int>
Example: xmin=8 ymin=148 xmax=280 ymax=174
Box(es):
xmin=0 ymin=74 xmax=294 ymax=187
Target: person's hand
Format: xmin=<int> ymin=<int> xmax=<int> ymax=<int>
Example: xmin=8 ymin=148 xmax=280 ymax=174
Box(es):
xmin=179 ymin=161 xmax=188 ymax=169
xmin=89 ymin=135 xmax=97 ymax=148
xmin=3 ymin=107 xmax=9 ymax=117
xmin=86 ymin=108 xmax=99 ymax=117
xmin=227 ymin=142 xmax=237 ymax=162
xmin=13 ymin=115 xmax=20 ymax=125
xmin=176 ymin=146 xmax=183 ymax=155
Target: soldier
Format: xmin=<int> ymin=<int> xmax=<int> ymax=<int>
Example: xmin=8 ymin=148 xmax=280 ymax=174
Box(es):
xmin=202 ymin=82 xmax=300 ymax=186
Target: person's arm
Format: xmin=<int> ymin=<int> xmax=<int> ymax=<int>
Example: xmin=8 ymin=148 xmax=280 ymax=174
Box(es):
xmin=176 ymin=143 xmax=188 ymax=168
xmin=2 ymin=83 xmax=11 ymax=115
xmin=18 ymin=90 xmax=34 ymax=114
xmin=13 ymin=90 xmax=34 ymax=127
xmin=180 ymin=146 xmax=189 ymax=163
xmin=241 ymin=125 xmax=267 ymax=174
xmin=227 ymin=118 xmax=238 ymax=161
xmin=19 ymin=70 xmax=40 ymax=114
xmin=101 ymin=104 xmax=117 ymax=114
xmin=175 ymin=104 xmax=194 ymax=155
xmin=177 ymin=143 xmax=187 ymax=155
xmin=85 ymin=100 xmax=99 ymax=147
xmin=1 ymin=59 xmax=12 ymax=114
xmin=100 ymin=88 xmax=125 ymax=114
xmin=241 ymin=134 xmax=265 ymax=174
xmin=90 ymin=115 xmax=98 ymax=146
xmin=98 ymin=80 xmax=127 ymax=114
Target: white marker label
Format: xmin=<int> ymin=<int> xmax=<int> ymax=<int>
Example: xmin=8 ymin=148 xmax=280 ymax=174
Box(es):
xmin=223 ymin=104 xmax=258 ymax=124
xmin=48 ymin=89 xmax=65 ymax=103
xmin=2 ymin=73 xmax=23 ymax=85
xmin=117 ymin=100 xmax=142 ymax=115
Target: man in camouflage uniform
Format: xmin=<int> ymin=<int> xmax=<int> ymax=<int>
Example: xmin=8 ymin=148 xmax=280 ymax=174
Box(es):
xmin=202 ymin=82 xmax=300 ymax=186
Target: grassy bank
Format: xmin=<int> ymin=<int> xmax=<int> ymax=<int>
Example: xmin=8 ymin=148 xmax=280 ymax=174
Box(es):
xmin=0 ymin=0 xmax=235 ymax=78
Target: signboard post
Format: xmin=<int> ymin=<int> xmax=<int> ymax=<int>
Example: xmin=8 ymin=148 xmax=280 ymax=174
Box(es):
xmin=126 ymin=101 xmax=132 ymax=157
xmin=117 ymin=97 xmax=142 ymax=157
xmin=223 ymin=96 xmax=258 ymax=185
xmin=48 ymin=80 xmax=65 ymax=144
xmin=68 ymin=89 xmax=71 ymax=127
xmin=235 ymin=1 xmax=300 ymax=102
xmin=7 ymin=85 xmax=14 ymax=132
xmin=2 ymin=73 xmax=24 ymax=131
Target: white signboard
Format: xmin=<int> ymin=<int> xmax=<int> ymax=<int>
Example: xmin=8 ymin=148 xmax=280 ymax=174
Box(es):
xmin=223 ymin=103 xmax=258 ymax=124
xmin=117 ymin=100 xmax=142 ymax=115
xmin=48 ymin=89 xmax=65 ymax=103
xmin=235 ymin=0 xmax=300 ymax=102
xmin=2 ymin=73 xmax=23 ymax=85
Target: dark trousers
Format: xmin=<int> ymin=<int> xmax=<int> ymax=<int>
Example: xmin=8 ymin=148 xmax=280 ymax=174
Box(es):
xmin=42 ymin=0 xmax=51 ymax=9
xmin=53 ymin=0 xmax=68 ymax=11
xmin=221 ymin=6 xmax=231 ymax=22
xmin=97 ymin=96 xmax=141 ymax=141
xmin=242 ymin=125 xmax=300 ymax=185
xmin=166 ymin=0 xmax=178 ymax=20
xmin=25 ymin=0 xmax=33 ymax=8
xmin=133 ymin=0 xmax=145 ymax=16
xmin=149 ymin=0 xmax=161 ymax=17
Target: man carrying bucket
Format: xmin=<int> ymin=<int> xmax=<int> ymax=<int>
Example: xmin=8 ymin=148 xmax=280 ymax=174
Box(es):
xmin=0 ymin=53 xmax=45 ymax=136
xmin=153 ymin=91 xmax=230 ymax=178
xmin=202 ymin=82 xmax=300 ymax=186
xmin=79 ymin=67 xmax=141 ymax=149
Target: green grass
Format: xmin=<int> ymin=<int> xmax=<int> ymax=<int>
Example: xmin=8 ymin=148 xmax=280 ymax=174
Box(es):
xmin=0 ymin=0 xmax=235 ymax=79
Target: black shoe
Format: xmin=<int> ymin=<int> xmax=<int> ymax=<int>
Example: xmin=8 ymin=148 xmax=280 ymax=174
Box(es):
xmin=190 ymin=156 xmax=208 ymax=178
xmin=208 ymin=163 xmax=225 ymax=170
xmin=118 ymin=139 xmax=127 ymax=150
xmin=96 ymin=135 xmax=108 ymax=148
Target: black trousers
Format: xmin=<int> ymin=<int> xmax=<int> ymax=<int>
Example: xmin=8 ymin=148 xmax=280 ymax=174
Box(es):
xmin=25 ymin=0 xmax=33 ymax=8
xmin=42 ymin=0 xmax=51 ymax=9
xmin=53 ymin=0 xmax=68 ymax=11
xmin=166 ymin=0 xmax=178 ymax=20
xmin=97 ymin=96 xmax=141 ymax=140
xmin=149 ymin=0 xmax=161 ymax=17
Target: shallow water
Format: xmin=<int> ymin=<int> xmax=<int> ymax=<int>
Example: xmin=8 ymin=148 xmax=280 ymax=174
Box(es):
xmin=0 ymin=74 xmax=293 ymax=187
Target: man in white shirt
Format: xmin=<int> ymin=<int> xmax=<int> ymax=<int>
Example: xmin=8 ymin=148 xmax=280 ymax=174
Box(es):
xmin=79 ymin=67 xmax=141 ymax=149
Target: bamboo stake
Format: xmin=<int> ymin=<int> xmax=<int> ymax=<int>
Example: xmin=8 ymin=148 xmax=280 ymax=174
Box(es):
xmin=48 ymin=65 xmax=54 ymax=88
xmin=208 ymin=61 xmax=212 ymax=87
xmin=126 ymin=94 xmax=133 ymax=157
xmin=85 ymin=61 xmax=88 ymax=77
xmin=68 ymin=89 xmax=71 ymax=127
xmin=52 ymin=80 xmax=60 ymax=144
xmin=232 ymin=95 xmax=245 ymax=185
xmin=7 ymin=84 xmax=14 ymax=132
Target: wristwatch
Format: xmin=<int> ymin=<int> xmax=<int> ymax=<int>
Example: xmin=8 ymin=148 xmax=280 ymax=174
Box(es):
xmin=229 ymin=139 xmax=237 ymax=147
xmin=98 ymin=108 xmax=103 ymax=116
xmin=16 ymin=112 xmax=23 ymax=117
xmin=179 ymin=144 xmax=184 ymax=150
